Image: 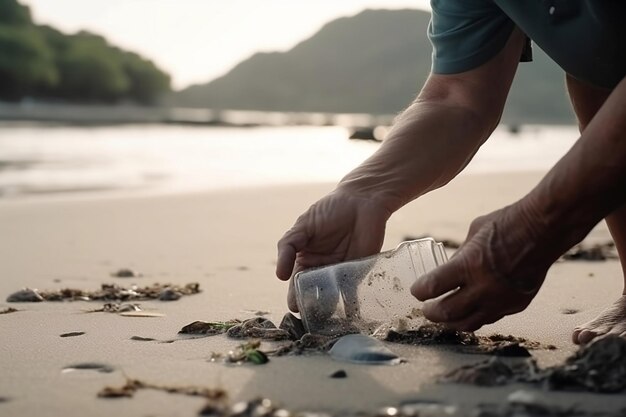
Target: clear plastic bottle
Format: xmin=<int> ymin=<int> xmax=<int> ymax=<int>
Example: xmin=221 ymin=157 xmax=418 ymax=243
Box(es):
xmin=294 ymin=238 xmax=448 ymax=336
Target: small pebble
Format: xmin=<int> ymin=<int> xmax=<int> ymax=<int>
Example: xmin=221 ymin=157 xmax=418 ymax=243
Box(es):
xmin=111 ymin=268 xmax=142 ymax=278
xmin=60 ymin=331 xmax=85 ymax=338
xmin=130 ymin=336 xmax=156 ymax=342
xmin=330 ymin=370 xmax=347 ymax=379
xmin=158 ymin=288 xmax=182 ymax=301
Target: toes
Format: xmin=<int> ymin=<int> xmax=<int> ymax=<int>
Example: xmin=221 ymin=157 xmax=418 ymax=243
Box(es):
xmin=577 ymin=329 xmax=599 ymax=344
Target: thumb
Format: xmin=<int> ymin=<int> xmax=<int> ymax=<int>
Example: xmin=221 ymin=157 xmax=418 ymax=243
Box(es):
xmin=410 ymin=255 xmax=465 ymax=301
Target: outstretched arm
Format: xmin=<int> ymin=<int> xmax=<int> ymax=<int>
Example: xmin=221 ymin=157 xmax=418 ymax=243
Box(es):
xmin=412 ymin=75 xmax=626 ymax=331
xmin=276 ymin=29 xmax=527 ymax=311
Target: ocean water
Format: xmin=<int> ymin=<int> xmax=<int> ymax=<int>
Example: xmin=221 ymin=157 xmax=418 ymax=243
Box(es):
xmin=0 ymin=122 xmax=579 ymax=199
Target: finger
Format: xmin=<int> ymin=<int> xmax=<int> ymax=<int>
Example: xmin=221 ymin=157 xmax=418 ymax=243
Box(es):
xmin=410 ymin=257 xmax=465 ymax=301
xmin=276 ymin=227 xmax=308 ymax=280
xmin=421 ymin=288 xmax=478 ymax=323
xmin=446 ymin=311 xmax=500 ymax=332
xmin=287 ymin=277 xmax=299 ymax=312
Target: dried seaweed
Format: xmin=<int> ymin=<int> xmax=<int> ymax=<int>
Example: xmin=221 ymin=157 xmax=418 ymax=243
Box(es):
xmin=7 ymin=282 xmax=200 ymax=303
xmin=98 ymin=377 xmax=228 ymax=402
xmin=442 ymin=335 xmax=626 ymax=394
xmin=179 ymin=320 xmax=241 ymax=336
xmin=227 ymin=317 xmax=291 ymax=341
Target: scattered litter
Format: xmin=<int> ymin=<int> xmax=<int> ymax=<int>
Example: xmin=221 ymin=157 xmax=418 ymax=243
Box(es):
xmin=6 ymin=288 xmax=44 ymax=302
xmin=0 ymin=307 xmax=18 ymax=314
xmin=7 ymin=282 xmax=199 ymax=302
xmin=226 ymin=317 xmax=291 ymax=341
xmin=63 ymin=363 xmax=115 ymax=374
xmin=279 ymin=313 xmax=307 ymax=341
xmin=111 ymin=269 xmax=142 ymax=278
xmin=60 ymin=331 xmax=85 ymax=338
xmin=179 ymin=320 xmax=241 ymax=336
xmin=87 ymin=303 xmax=143 ymax=313
xmin=330 ymin=370 xmax=347 ymax=379
xmin=329 ymin=334 xmax=403 ymax=365
xmin=223 ymin=341 xmax=270 ymax=365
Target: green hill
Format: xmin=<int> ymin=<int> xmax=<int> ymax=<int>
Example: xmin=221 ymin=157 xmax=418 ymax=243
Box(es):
xmin=0 ymin=0 xmax=171 ymax=104
xmin=173 ymin=9 xmax=574 ymax=125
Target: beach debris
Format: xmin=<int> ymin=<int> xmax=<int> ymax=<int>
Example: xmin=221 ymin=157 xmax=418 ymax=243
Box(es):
xmin=227 ymin=317 xmax=291 ymax=341
xmin=329 ymin=334 xmax=403 ymax=365
xmin=279 ymin=313 xmax=307 ymax=341
xmin=486 ymin=342 xmax=531 ymax=358
xmin=0 ymin=307 xmax=18 ymax=314
xmin=378 ymin=323 xmax=478 ymax=346
xmin=544 ymin=334 xmax=626 ymax=393
xmin=561 ymin=242 xmax=618 ymax=261
xmin=62 ymin=362 xmax=115 ymax=374
xmin=330 ymin=370 xmax=347 ymax=379
xmin=97 ymin=377 xmax=228 ymax=408
xmin=111 ymin=268 xmax=142 ymax=278
xmin=225 ymin=341 xmax=270 ymax=365
xmin=88 ymin=302 xmax=143 ymax=313
xmin=130 ymin=336 xmax=156 ymax=342
xmin=60 ymin=331 xmax=85 ymax=338
xmin=6 ymin=288 xmax=44 ymax=302
xmin=442 ymin=335 xmax=626 ymax=394
xmin=158 ymin=288 xmax=182 ymax=301
xmin=7 ymin=282 xmax=200 ymax=302
xmin=440 ymin=357 xmax=540 ymax=387
xmin=179 ymin=320 xmax=241 ymax=336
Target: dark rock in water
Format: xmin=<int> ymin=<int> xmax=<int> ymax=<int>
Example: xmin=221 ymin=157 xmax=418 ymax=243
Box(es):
xmin=60 ymin=331 xmax=85 ymax=338
xmin=329 ymin=334 xmax=403 ymax=365
xmin=279 ymin=312 xmax=306 ymax=341
xmin=227 ymin=317 xmax=290 ymax=341
xmin=6 ymin=288 xmax=44 ymax=302
xmin=63 ymin=363 xmax=115 ymax=374
xmin=545 ymin=335 xmax=626 ymax=393
xmin=111 ymin=268 xmax=142 ymax=278
xmin=179 ymin=320 xmax=240 ymax=336
xmin=330 ymin=370 xmax=347 ymax=379
xmin=158 ymin=288 xmax=182 ymax=301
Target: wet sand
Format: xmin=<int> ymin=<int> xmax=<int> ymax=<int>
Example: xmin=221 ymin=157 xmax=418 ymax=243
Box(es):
xmin=1 ymin=171 xmax=625 ymax=416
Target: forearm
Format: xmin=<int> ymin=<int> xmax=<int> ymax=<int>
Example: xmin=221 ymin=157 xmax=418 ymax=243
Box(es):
xmin=525 ymin=76 xmax=626 ymax=253
xmin=337 ymin=99 xmax=494 ymax=212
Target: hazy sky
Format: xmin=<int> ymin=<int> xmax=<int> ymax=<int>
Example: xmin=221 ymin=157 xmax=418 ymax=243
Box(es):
xmin=21 ymin=1 xmax=430 ymax=90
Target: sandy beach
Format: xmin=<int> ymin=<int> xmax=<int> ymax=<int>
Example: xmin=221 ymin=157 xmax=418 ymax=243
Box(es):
xmin=1 ymin=171 xmax=625 ymax=416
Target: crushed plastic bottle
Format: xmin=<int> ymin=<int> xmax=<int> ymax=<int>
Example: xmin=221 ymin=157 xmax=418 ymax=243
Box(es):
xmin=294 ymin=238 xmax=448 ymax=336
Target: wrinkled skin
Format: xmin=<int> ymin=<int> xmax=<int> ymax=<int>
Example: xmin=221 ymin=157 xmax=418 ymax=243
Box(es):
xmin=411 ymin=202 xmax=554 ymax=331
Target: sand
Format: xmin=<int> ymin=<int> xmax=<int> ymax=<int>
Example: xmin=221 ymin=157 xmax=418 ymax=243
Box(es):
xmin=1 ymin=171 xmax=625 ymax=416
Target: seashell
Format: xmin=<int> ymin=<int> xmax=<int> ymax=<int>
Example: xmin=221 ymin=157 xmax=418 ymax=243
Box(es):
xmin=6 ymin=288 xmax=44 ymax=302
xmin=329 ymin=334 xmax=403 ymax=365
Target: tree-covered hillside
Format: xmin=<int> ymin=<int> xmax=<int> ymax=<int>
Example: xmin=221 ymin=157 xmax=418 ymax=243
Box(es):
xmin=174 ymin=9 xmax=574 ymax=124
xmin=0 ymin=0 xmax=170 ymax=104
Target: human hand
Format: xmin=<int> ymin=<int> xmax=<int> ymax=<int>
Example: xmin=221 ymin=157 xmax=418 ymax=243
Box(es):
xmin=276 ymin=189 xmax=392 ymax=312
xmin=410 ymin=202 xmax=557 ymax=331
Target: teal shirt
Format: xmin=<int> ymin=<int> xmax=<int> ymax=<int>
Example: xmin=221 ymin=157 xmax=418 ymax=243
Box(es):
xmin=429 ymin=0 xmax=626 ymax=89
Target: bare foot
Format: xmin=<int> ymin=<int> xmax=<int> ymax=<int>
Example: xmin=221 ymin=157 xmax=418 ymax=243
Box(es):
xmin=572 ymin=295 xmax=626 ymax=344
